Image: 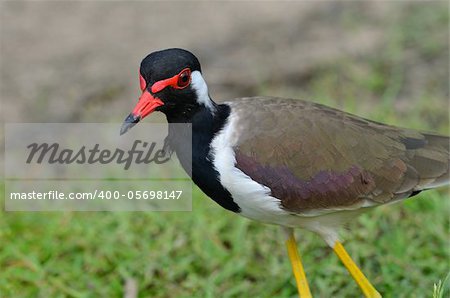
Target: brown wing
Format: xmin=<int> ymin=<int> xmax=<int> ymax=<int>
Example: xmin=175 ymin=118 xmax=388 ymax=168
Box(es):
xmin=228 ymin=97 xmax=449 ymax=213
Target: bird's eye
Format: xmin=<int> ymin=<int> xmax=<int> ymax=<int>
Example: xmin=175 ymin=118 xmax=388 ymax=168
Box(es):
xmin=177 ymin=69 xmax=191 ymax=89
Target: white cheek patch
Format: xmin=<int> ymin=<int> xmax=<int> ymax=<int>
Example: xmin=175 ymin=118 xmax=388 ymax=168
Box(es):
xmin=191 ymin=71 xmax=216 ymax=113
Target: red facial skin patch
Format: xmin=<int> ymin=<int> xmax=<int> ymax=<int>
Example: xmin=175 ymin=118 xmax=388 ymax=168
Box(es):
xmin=132 ymin=68 xmax=190 ymax=120
xmin=151 ymin=68 xmax=191 ymax=93
xmin=139 ymin=71 xmax=146 ymax=91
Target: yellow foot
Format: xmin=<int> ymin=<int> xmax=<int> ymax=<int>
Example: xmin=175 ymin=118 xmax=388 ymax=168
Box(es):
xmin=285 ymin=229 xmax=313 ymax=298
xmin=333 ymin=241 xmax=381 ymax=298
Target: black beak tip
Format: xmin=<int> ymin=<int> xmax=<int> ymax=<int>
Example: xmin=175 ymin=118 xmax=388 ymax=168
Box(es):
xmin=120 ymin=114 xmax=141 ymax=135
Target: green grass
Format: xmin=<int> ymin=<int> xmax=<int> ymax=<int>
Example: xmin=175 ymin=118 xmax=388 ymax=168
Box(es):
xmin=0 ymin=187 xmax=449 ymax=297
xmin=1 ymin=2 xmax=449 ymax=297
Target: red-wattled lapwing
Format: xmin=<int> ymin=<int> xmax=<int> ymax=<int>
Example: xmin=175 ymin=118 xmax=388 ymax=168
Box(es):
xmin=120 ymin=48 xmax=449 ymax=297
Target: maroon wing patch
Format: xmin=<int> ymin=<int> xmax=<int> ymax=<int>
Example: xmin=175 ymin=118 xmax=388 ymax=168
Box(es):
xmin=235 ymin=152 xmax=376 ymax=212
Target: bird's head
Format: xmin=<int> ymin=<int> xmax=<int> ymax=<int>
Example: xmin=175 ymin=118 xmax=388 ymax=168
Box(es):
xmin=120 ymin=48 xmax=214 ymax=135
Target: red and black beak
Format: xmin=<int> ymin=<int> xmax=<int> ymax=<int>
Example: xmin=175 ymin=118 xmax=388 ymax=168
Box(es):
xmin=120 ymin=90 xmax=164 ymax=135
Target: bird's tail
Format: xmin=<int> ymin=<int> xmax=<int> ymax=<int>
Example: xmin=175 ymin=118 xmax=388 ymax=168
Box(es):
xmin=411 ymin=133 xmax=449 ymax=191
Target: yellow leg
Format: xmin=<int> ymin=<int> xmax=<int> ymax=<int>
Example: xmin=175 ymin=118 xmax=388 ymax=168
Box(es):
xmin=285 ymin=229 xmax=312 ymax=298
xmin=333 ymin=241 xmax=381 ymax=298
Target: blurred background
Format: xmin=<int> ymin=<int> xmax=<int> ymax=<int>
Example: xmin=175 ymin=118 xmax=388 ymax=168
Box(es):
xmin=1 ymin=1 xmax=449 ymax=297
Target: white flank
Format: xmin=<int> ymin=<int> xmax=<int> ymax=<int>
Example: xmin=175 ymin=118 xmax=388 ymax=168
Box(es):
xmin=191 ymin=71 xmax=216 ymax=113
xmin=210 ymin=111 xmax=287 ymax=221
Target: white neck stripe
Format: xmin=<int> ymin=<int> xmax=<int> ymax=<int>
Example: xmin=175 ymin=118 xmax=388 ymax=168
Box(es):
xmin=191 ymin=71 xmax=216 ymax=113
